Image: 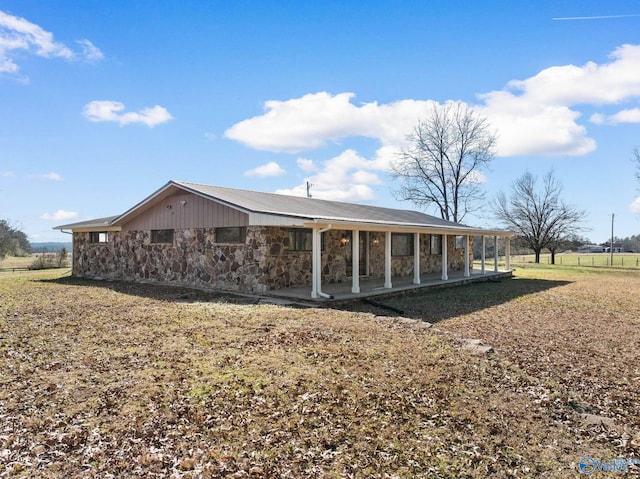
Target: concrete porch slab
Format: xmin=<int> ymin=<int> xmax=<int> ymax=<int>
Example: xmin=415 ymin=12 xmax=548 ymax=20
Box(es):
xmin=262 ymin=269 xmax=513 ymax=303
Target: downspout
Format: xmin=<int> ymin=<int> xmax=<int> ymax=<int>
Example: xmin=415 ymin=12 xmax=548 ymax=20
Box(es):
xmin=316 ymin=224 xmax=333 ymax=299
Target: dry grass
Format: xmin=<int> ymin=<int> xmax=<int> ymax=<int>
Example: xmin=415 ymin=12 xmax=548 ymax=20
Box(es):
xmin=0 ymin=268 xmax=637 ymax=477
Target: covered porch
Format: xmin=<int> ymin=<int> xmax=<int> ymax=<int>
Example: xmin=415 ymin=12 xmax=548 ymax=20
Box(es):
xmin=268 ymin=267 xmax=512 ymax=303
xmin=306 ymin=220 xmax=514 ymax=301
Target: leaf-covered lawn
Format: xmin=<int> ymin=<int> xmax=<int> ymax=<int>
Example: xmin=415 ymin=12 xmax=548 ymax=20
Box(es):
xmin=0 ymin=268 xmax=634 ymax=477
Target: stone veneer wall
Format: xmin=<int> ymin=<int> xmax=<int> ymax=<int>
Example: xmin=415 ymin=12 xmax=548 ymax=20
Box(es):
xmin=73 ymin=227 xmax=473 ymax=294
xmin=368 ymin=233 xmax=471 ymax=278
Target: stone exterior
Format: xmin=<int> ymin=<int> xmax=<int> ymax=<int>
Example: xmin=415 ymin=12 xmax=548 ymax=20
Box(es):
xmin=73 ymin=227 xmax=473 ymax=294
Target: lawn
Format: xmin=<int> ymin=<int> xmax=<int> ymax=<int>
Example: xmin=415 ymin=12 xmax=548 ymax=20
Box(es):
xmin=509 ymin=252 xmax=640 ymax=268
xmin=1 ymin=268 xmax=638 ymax=477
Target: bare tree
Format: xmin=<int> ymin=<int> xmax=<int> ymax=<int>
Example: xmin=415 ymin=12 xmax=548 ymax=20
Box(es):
xmin=391 ymin=102 xmax=497 ymax=223
xmin=633 ymin=147 xmax=640 ymax=187
xmin=493 ymin=170 xmax=586 ymax=264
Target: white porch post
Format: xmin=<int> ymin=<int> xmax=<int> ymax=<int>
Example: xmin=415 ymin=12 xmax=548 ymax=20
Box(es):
xmin=413 ymin=232 xmax=421 ymax=285
xmin=365 ymin=231 xmax=371 ymax=276
xmin=352 ymin=229 xmax=360 ymax=293
xmin=441 ymin=234 xmax=448 ymax=281
xmin=505 ymin=236 xmax=511 ymax=271
xmin=464 ymin=235 xmax=470 ymax=277
xmin=481 ymin=236 xmax=486 ymax=275
xmin=311 ymin=227 xmax=321 ymax=298
xmin=384 ymin=231 xmax=392 ymax=289
xmin=494 ymin=235 xmax=499 ymax=272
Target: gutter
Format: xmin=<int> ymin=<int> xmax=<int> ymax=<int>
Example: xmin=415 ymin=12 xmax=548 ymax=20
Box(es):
xmin=315 ymin=224 xmax=334 ymax=299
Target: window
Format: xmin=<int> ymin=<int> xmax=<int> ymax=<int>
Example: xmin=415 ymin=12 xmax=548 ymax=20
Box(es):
xmin=430 ymin=235 xmax=442 ymax=255
xmin=151 ymin=229 xmax=174 ymax=244
xmin=392 ymin=233 xmax=414 ymax=256
xmin=289 ymin=228 xmax=312 ymax=251
xmin=455 ymin=235 xmax=465 ymax=250
xmin=215 ymin=227 xmax=246 ymax=243
xmin=89 ymin=232 xmax=109 ymax=243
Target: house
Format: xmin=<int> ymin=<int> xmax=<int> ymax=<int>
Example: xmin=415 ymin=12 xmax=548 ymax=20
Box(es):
xmin=579 ymin=244 xmax=606 ymax=253
xmin=55 ymin=180 xmax=514 ymax=299
xmin=602 ymin=242 xmax=623 ymax=253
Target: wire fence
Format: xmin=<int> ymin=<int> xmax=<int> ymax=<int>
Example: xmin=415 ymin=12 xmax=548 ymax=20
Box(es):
xmin=511 ymin=253 xmax=640 ymax=268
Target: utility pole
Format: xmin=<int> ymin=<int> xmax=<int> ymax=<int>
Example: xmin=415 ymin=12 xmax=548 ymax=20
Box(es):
xmin=610 ymin=213 xmax=615 ymax=266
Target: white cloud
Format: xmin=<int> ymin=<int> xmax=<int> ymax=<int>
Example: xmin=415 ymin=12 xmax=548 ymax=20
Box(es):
xmin=224 ymin=44 xmax=640 ymax=204
xmin=39 ymin=209 xmax=79 ymax=221
xmin=204 ymin=132 xmax=217 ymax=141
xmin=41 ymin=172 xmax=62 ymax=181
xmin=0 ymin=170 xmax=14 ymax=177
xmin=244 ymin=161 xmax=286 ymax=177
xmin=76 ymin=39 xmax=104 ymax=62
xmin=630 ymin=197 xmax=640 ymax=213
xmin=275 ymin=149 xmax=383 ymax=202
xmin=296 ymin=158 xmax=317 ymax=172
xmin=224 ymin=92 xmax=431 ymax=155
xmin=83 ymin=100 xmax=173 ymax=127
xmin=593 ymin=108 xmax=640 ymax=125
xmin=0 ymin=9 xmax=102 ymax=75
xmin=226 ymin=44 xmax=640 ymax=162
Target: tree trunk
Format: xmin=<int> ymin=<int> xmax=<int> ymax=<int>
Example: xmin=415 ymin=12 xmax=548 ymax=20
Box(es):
xmin=534 ymin=249 xmax=541 ymax=263
xmin=550 ymin=249 xmax=556 ymax=265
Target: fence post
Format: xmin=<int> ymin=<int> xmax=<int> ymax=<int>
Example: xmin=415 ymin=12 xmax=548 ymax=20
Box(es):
xmin=578 ymin=256 xmax=580 ymax=266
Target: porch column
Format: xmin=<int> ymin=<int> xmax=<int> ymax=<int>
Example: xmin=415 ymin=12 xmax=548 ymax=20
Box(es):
xmin=481 ymin=236 xmax=486 ymax=275
xmin=494 ymin=235 xmax=499 ymax=272
xmin=413 ymin=232 xmax=421 ymax=285
xmin=464 ymin=235 xmax=470 ymax=277
xmin=351 ymin=229 xmax=360 ymax=294
xmin=384 ymin=231 xmax=392 ymax=289
xmin=441 ymin=233 xmax=448 ymax=281
xmin=311 ymin=227 xmax=321 ymax=298
xmin=505 ymin=236 xmax=511 ymax=271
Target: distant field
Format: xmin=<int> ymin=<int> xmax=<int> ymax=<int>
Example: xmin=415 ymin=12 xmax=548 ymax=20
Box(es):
xmin=0 ymin=254 xmax=70 ymax=271
xmin=474 ymin=252 xmax=640 ymax=270
xmin=511 ymin=252 xmax=640 ymax=268
xmin=1 ymin=267 xmax=638 ymax=477
xmin=0 ymin=255 xmax=33 ymax=270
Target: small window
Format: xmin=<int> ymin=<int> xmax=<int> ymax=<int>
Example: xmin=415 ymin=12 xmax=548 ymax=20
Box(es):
xmin=289 ymin=228 xmax=312 ymax=251
xmin=215 ymin=227 xmax=246 ymax=244
xmin=430 ymin=235 xmax=442 ymax=255
xmin=392 ymin=233 xmax=414 ymax=256
xmin=89 ymin=232 xmax=109 ymax=243
xmin=455 ymin=235 xmax=465 ymax=250
xmin=151 ymin=229 xmax=174 ymax=244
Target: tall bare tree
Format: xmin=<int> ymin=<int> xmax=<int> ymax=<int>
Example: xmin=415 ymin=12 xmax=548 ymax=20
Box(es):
xmin=633 ymin=147 xmax=640 ymax=187
xmin=390 ymin=102 xmax=497 ymax=223
xmin=493 ymin=170 xmax=586 ymax=264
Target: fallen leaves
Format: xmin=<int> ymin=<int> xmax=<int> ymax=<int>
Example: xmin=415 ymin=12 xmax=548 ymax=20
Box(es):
xmin=0 ymin=269 xmax=633 ymax=477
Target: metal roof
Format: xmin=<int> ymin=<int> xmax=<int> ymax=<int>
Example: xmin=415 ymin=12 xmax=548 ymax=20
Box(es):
xmin=55 ymin=180 xmax=514 ymax=235
xmin=174 ymin=181 xmax=466 ymax=227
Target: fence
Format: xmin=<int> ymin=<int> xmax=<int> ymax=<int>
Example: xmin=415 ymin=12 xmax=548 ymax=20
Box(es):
xmin=512 ymin=253 xmax=640 ymax=268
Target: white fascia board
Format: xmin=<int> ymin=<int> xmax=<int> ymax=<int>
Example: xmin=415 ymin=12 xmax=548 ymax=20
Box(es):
xmin=303 ymin=219 xmax=516 ymax=237
xmin=60 ymin=226 xmax=122 ymax=233
xmin=248 ymin=213 xmax=308 ymax=226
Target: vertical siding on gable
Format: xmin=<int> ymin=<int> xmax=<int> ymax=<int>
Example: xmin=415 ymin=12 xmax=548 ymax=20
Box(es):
xmin=121 ymin=192 xmax=249 ymax=230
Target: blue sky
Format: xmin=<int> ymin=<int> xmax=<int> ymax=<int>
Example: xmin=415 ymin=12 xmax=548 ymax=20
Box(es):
xmin=1 ymin=1 xmax=640 ymax=243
